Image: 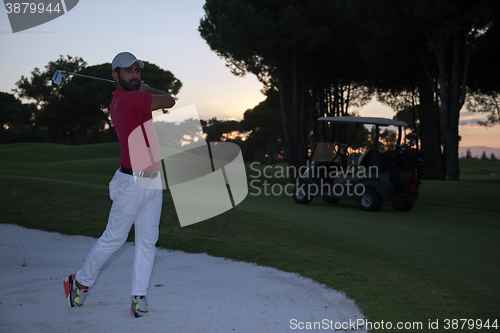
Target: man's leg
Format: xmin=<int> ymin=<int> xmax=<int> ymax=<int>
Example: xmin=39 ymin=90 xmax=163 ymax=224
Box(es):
xmin=75 ymin=171 xmax=140 ymax=289
xmin=66 ymin=185 xmax=138 ymax=308
xmin=131 ymin=188 xmax=163 ymax=297
xmin=75 ymin=203 xmax=136 ymax=288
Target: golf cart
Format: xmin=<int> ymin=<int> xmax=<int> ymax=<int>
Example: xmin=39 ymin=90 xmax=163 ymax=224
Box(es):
xmin=292 ymin=116 xmax=423 ymax=211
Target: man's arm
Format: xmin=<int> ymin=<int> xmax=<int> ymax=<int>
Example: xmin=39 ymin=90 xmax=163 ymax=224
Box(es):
xmin=140 ymin=82 xmax=176 ymax=111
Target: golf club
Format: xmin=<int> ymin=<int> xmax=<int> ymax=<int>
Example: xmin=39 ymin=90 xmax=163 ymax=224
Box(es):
xmin=51 ymin=70 xmax=115 ymax=85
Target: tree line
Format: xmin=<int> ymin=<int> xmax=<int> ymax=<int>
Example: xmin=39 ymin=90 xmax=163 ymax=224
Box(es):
xmin=201 ymin=89 xmax=400 ymax=165
xmin=199 ymin=0 xmax=500 ymax=180
xmin=0 ymin=55 xmax=181 ymax=146
xmin=464 ymin=149 xmax=499 ymax=161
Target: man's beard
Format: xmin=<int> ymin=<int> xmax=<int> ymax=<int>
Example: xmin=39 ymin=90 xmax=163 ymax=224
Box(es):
xmin=118 ymin=75 xmax=140 ymax=91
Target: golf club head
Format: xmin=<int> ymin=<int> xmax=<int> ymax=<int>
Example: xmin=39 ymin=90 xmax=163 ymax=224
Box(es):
xmin=52 ymin=70 xmax=63 ymax=85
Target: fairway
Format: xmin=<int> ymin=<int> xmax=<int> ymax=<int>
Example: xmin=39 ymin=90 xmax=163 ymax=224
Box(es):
xmin=1 ymin=142 xmax=499 ymax=332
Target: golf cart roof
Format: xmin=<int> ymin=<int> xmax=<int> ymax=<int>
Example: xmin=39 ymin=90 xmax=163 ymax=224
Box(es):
xmin=318 ymin=116 xmax=408 ymax=127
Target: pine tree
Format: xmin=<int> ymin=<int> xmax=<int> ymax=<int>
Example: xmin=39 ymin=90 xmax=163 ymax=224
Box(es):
xmin=466 ymin=149 xmax=473 ymax=159
xmin=480 ymin=151 xmax=489 ymax=161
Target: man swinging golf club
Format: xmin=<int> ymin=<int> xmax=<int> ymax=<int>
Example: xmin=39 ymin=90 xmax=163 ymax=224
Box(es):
xmin=64 ymin=52 xmax=175 ymax=318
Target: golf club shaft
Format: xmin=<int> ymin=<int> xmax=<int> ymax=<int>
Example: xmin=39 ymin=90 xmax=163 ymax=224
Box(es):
xmin=60 ymin=71 xmax=115 ymax=84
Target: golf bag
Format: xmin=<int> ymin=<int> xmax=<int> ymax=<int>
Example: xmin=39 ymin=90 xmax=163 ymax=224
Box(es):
xmin=385 ymin=149 xmax=423 ymax=194
xmin=400 ymin=149 xmax=423 ymax=194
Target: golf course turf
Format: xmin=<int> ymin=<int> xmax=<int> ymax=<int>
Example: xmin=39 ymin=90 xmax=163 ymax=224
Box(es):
xmin=1 ymin=142 xmax=499 ymax=332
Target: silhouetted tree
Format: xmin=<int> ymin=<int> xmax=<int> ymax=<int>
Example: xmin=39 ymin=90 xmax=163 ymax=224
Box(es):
xmin=0 ymin=92 xmax=38 ymax=144
xmin=15 ymin=56 xmax=182 ymax=145
xmin=15 ymin=55 xmax=87 ymax=143
xmin=201 ymin=118 xmax=241 ymax=142
xmin=200 ymin=0 xmax=372 ymax=181
xmin=466 ymin=149 xmax=473 ymax=159
xmin=343 ymin=0 xmax=500 ymax=180
xmin=240 ymin=90 xmax=284 ymax=163
xmin=480 ymin=151 xmax=489 ymax=161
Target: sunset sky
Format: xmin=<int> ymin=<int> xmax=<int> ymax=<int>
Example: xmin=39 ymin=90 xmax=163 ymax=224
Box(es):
xmin=1 ymin=0 xmax=499 ymax=148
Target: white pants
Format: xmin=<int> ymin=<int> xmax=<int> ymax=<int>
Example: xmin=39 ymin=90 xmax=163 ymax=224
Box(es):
xmin=76 ymin=170 xmax=163 ymax=296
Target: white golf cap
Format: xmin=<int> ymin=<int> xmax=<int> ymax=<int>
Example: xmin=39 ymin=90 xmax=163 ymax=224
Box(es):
xmin=112 ymin=52 xmax=144 ymax=71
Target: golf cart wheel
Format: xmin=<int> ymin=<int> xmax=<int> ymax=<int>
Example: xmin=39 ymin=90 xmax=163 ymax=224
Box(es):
xmin=392 ymin=201 xmax=414 ymax=211
xmin=357 ymin=188 xmax=383 ymax=212
xmin=322 ymin=197 xmax=340 ymax=204
xmin=292 ymin=183 xmax=313 ymax=204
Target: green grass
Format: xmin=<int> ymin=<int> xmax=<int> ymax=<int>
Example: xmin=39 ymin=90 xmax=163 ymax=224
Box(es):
xmin=1 ymin=143 xmax=499 ymax=332
xmin=459 ymin=158 xmax=500 ymax=181
xmin=0 ymin=142 xmax=120 ymax=185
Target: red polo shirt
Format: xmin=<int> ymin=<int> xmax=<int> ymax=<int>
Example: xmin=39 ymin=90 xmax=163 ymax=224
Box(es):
xmin=110 ymin=89 xmax=158 ymax=172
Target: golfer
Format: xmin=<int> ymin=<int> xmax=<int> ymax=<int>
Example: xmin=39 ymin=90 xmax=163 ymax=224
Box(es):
xmin=64 ymin=52 xmax=175 ymax=318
